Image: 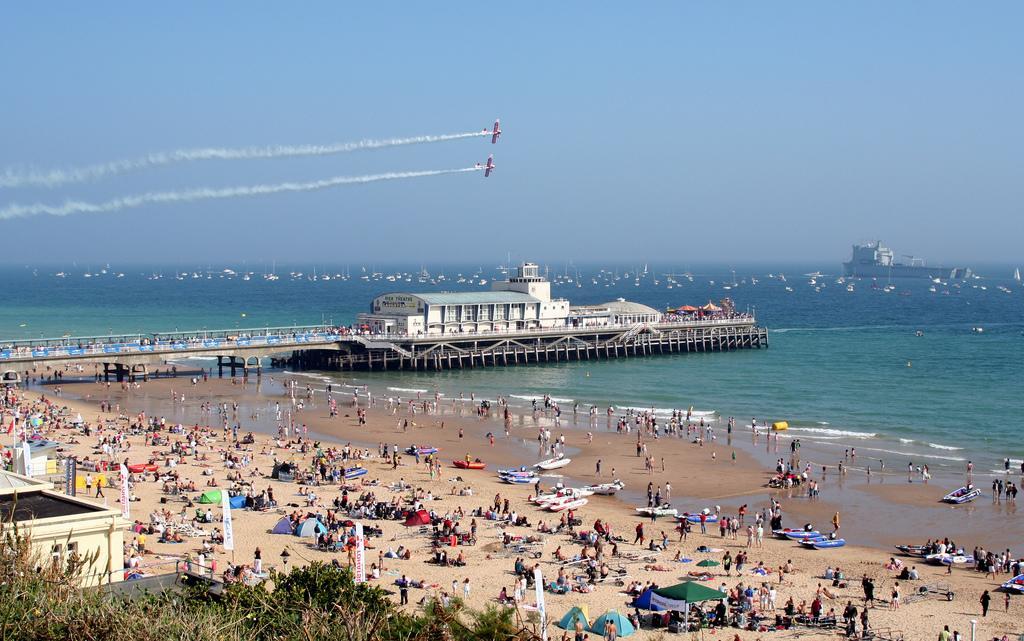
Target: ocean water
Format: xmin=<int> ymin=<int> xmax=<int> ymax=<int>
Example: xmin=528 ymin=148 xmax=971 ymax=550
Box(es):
xmin=2 ymin=263 xmax=1022 ymax=473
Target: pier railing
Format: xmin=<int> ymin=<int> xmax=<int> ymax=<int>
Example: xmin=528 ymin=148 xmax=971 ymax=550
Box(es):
xmin=0 ymin=315 xmax=755 ymax=362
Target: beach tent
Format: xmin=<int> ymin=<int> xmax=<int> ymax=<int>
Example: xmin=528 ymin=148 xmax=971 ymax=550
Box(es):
xmin=229 ymin=495 xmax=247 ymax=509
xmin=558 ymin=606 xmax=590 ymax=630
xmin=701 ymin=302 xmax=721 ymax=312
xmin=631 ymin=588 xmax=664 ymax=612
xmin=271 ymin=462 xmax=296 ymax=481
xmin=271 ymin=517 xmax=294 ymax=535
xmin=649 ymin=581 xmax=727 ymax=611
xmin=403 ymin=510 xmax=431 ymax=527
xmin=295 ymin=518 xmax=328 ymax=538
xmin=588 ymin=610 xmax=635 ymax=637
xmin=197 ymin=490 xmax=222 ymax=504
xmin=695 ymin=559 xmax=720 ymax=568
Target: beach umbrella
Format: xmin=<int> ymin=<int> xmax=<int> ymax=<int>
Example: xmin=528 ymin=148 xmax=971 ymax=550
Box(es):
xmin=588 ymin=610 xmax=635 ymax=637
xmin=695 ymin=559 xmax=720 ymax=568
xmin=679 ymin=305 xmax=698 ymax=313
xmin=558 ymin=606 xmax=591 ymax=630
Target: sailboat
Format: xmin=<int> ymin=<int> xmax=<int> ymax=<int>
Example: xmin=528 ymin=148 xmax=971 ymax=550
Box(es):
xmin=1014 ymin=268 xmax=1021 ymax=283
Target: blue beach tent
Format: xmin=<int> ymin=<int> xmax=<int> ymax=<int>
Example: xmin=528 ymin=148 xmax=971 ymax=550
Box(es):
xmin=271 ymin=517 xmax=294 ymax=534
xmin=589 ymin=610 xmax=636 ymax=637
xmin=631 ymin=588 xmax=664 ymax=611
xmin=295 ymin=518 xmax=328 ymax=538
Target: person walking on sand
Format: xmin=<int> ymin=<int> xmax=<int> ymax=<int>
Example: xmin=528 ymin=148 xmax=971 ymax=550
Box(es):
xmin=634 ymin=523 xmax=645 ymax=546
xmin=832 ymin=511 xmax=840 ymax=532
xmin=980 ymin=590 xmax=991 ymax=617
xmin=604 ymin=618 xmax=617 ymax=641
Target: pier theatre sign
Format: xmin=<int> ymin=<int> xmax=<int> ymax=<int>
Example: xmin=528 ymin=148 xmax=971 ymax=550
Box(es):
xmin=374 ymin=294 xmax=423 ymax=314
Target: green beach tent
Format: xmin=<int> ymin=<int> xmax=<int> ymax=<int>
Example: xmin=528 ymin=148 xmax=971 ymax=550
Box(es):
xmin=558 ymin=606 xmax=590 ymax=631
xmin=649 ymin=581 xmax=727 ymax=611
xmin=695 ymin=559 xmax=720 ymax=568
xmin=197 ymin=489 xmax=222 ymax=504
xmin=588 ymin=610 xmax=635 ymax=637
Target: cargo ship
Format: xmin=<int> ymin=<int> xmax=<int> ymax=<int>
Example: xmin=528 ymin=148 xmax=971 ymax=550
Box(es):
xmin=843 ymin=241 xmax=971 ymax=280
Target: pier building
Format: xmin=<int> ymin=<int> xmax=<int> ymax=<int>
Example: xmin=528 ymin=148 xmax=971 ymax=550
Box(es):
xmin=358 ymin=263 xmax=570 ymax=335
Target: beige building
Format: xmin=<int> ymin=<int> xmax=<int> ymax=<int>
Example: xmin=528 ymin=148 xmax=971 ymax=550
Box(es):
xmin=0 ymin=469 xmax=124 ymax=586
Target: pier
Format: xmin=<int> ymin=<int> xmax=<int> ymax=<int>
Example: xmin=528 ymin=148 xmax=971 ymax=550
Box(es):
xmin=0 ymin=317 xmax=767 ymax=381
xmin=293 ymin=318 xmax=767 ymax=371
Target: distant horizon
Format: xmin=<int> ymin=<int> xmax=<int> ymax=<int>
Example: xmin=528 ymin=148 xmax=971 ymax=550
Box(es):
xmin=1 ymin=257 xmax=1018 ymax=274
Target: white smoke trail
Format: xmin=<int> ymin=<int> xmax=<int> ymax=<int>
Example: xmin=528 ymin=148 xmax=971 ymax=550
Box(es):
xmin=0 ymin=131 xmax=489 ymax=188
xmin=0 ymin=167 xmax=481 ymax=219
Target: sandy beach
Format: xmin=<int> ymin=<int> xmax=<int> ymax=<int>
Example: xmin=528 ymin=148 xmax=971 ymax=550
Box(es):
xmin=5 ymin=369 xmax=1021 ymax=641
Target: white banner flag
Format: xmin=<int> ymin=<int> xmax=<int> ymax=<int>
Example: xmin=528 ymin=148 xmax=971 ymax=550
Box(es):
xmin=222 ymin=490 xmax=234 ymax=551
xmin=21 ymin=439 xmax=32 ymax=477
xmin=118 ymin=463 xmax=130 ymax=520
xmin=354 ymin=522 xmax=366 ymax=583
xmin=533 ymin=565 xmax=547 ymax=641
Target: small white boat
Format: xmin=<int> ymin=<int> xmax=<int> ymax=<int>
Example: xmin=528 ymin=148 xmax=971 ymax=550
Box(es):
xmin=635 ymin=504 xmax=678 ymax=517
xmin=582 ymin=480 xmax=625 ymax=495
xmin=549 ymin=497 xmax=588 ymax=511
xmin=942 ymin=485 xmax=981 ymax=504
xmin=925 ymin=553 xmax=975 ymax=567
xmin=533 ymin=488 xmax=591 ymax=506
xmin=500 ymin=474 xmax=537 ymax=485
xmin=535 ymin=457 xmax=571 ymax=470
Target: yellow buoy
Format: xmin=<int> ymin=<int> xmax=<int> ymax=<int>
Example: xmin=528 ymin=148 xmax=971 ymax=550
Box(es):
xmin=771 ymin=421 xmax=789 ymax=431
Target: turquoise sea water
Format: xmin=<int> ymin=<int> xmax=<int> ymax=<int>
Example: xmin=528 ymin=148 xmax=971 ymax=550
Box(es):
xmin=2 ymin=263 xmax=1021 ymax=473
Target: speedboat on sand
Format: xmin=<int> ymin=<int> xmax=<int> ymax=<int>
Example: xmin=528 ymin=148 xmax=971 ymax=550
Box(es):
xmin=582 ymin=480 xmax=625 ymax=495
xmin=925 ymin=553 xmax=975 ymax=567
xmin=636 ymin=504 xmax=678 ymax=517
xmin=1002 ymin=574 xmax=1024 ymax=594
xmin=405 ymin=446 xmax=439 ymax=456
xmin=942 ymin=485 xmax=981 ymax=504
xmin=680 ymin=509 xmax=719 ymax=524
xmin=548 ymin=497 xmax=588 ymax=512
xmin=802 ymin=537 xmax=846 ymax=549
xmin=775 ymin=527 xmax=819 ymax=539
xmin=784 ymin=530 xmax=824 ymax=541
xmin=895 ymin=544 xmax=929 ymax=557
xmin=500 ymin=474 xmax=537 ymax=485
xmin=533 ymin=488 xmax=591 ymax=506
xmin=535 ymin=456 xmax=571 ymax=470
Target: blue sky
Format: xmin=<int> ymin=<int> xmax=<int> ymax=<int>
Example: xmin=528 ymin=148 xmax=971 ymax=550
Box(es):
xmin=0 ymin=3 xmax=1020 ymax=264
